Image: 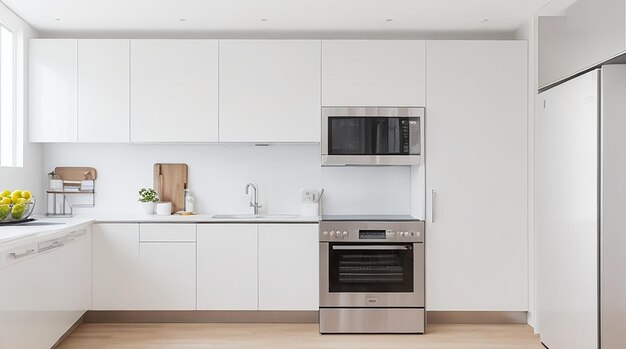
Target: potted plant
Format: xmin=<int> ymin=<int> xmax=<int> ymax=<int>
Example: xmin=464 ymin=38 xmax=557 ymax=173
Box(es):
xmin=138 ymin=188 xmax=158 ymax=215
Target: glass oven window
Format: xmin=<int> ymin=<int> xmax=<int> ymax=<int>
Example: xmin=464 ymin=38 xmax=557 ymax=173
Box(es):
xmin=328 ymin=117 xmax=413 ymax=155
xmin=328 ymin=243 xmax=414 ymax=293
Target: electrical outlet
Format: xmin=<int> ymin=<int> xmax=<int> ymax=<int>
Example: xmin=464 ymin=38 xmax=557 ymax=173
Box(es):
xmin=301 ymin=189 xmax=317 ymax=203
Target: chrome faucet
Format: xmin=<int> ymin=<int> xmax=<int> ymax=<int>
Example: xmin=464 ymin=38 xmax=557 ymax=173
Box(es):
xmin=245 ymin=183 xmax=262 ymax=215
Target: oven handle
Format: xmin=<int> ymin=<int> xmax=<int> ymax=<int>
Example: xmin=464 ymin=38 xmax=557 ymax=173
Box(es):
xmin=332 ymin=245 xmax=411 ymax=251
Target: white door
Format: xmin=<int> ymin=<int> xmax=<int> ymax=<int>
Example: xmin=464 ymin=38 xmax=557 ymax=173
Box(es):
xmin=425 ymin=41 xmax=528 ymax=311
xmin=92 ymin=223 xmax=141 ymax=310
xmin=197 ymin=224 xmax=258 ymax=310
xmin=536 ymin=70 xmax=599 ymax=349
xmin=130 ymin=40 xmax=219 ymax=142
xmin=138 ymin=243 xmax=196 ymax=310
xmin=321 ymin=40 xmax=426 ymax=107
xmin=78 ymin=39 xmax=130 ymax=142
xmin=219 ymin=40 xmax=321 ymax=143
xmin=28 ymin=39 xmax=78 ymax=142
xmin=258 ymin=224 xmax=319 ymax=310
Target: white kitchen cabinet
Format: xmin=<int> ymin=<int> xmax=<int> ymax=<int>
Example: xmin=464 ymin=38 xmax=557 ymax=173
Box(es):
xmin=78 ymin=39 xmax=130 ymax=142
xmin=138 ymin=242 xmax=196 ymax=310
xmin=197 ymin=224 xmax=258 ymax=310
xmin=92 ymin=223 xmax=141 ymax=310
xmin=425 ymin=41 xmax=528 ymax=311
xmin=28 ymin=39 xmax=78 ymax=142
xmin=258 ymin=224 xmax=318 ymax=310
xmin=0 ymin=228 xmax=91 ymax=349
xmin=321 ymin=40 xmax=426 ymax=107
xmin=130 ymin=40 xmax=219 ymax=142
xmin=218 ymin=40 xmax=321 ymax=143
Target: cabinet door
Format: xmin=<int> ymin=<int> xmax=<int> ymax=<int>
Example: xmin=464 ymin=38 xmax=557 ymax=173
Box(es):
xmin=321 ymin=40 xmax=426 ymax=107
xmin=130 ymin=40 xmax=218 ymax=142
xmin=219 ymin=40 xmax=321 ymax=143
xmin=138 ymin=242 xmax=196 ymax=310
xmin=197 ymin=224 xmax=258 ymax=310
xmin=425 ymin=41 xmax=528 ymax=311
xmin=92 ymin=223 xmax=141 ymax=310
xmin=28 ymin=39 xmax=78 ymax=142
xmin=258 ymin=224 xmax=318 ymax=310
xmin=78 ymin=39 xmax=130 ymax=142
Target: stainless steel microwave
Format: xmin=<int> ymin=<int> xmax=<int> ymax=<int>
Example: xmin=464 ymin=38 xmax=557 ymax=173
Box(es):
xmin=322 ymin=107 xmax=424 ymax=166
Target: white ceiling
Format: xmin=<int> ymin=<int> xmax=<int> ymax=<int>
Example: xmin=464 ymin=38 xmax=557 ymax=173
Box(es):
xmin=2 ymin=0 xmax=550 ymax=35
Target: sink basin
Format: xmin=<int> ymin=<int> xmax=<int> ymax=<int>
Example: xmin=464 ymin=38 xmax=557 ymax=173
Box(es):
xmin=212 ymin=214 xmax=299 ymax=220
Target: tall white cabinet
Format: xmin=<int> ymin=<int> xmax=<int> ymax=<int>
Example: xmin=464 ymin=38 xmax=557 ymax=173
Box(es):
xmin=130 ymin=40 xmax=219 ymax=142
xmin=425 ymin=41 xmax=528 ymax=311
xmin=78 ymin=39 xmax=130 ymax=142
xmin=28 ymin=39 xmax=78 ymax=142
xmin=218 ymin=40 xmax=321 ymax=143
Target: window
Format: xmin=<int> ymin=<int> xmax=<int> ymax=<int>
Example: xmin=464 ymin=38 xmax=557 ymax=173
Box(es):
xmin=0 ymin=24 xmax=20 ymax=167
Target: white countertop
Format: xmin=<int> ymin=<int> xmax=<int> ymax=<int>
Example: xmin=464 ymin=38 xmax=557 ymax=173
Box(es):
xmin=0 ymin=214 xmax=319 ymax=247
xmin=0 ymin=216 xmax=95 ymax=247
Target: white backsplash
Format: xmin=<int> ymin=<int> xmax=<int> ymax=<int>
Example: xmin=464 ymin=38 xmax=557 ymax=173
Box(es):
xmin=42 ymin=143 xmax=418 ymax=217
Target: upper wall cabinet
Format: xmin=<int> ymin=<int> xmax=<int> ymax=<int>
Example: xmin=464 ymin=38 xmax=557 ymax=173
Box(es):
xmin=218 ymin=40 xmax=321 ymax=143
xmin=321 ymin=40 xmax=426 ymax=107
xmin=538 ymin=0 xmax=626 ymax=88
xmin=29 ymin=39 xmax=78 ymax=142
xmin=78 ymin=40 xmax=130 ymax=142
xmin=130 ymin=40 xmax=219 ymax=142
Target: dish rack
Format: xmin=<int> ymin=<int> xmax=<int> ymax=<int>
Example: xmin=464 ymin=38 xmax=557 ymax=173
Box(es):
xmin=47 ymin=167 xmax=97 ymax=217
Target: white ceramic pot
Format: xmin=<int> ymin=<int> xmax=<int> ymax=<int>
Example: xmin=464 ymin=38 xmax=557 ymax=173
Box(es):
xmin=139 ymin=201 xmax=155 ymax=215
xmin=156 ymin=201 xmax=172 ymax=216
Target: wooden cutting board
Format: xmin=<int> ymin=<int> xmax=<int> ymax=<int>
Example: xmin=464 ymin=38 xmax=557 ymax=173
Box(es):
xmin=153 ymin=164 xmax=188 ymax=213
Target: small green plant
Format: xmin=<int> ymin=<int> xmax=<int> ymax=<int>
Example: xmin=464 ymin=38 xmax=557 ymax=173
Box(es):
xmin=138 ymin=188 xmax=159 ymax=203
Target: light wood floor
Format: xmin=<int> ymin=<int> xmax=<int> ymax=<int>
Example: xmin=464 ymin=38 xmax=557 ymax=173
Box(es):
xmin=56 ymin=323 xmax=544 ymax=349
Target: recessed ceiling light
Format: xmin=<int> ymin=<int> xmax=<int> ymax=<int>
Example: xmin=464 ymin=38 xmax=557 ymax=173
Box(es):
xmin=178 ymin=18 xmax=187 ymax=22
xmin=385 ymin=18 xmax=394 ymax=22
xmin=480 ymin=18 xmax=490 ymax=23
xmin=260 ymin=18 xmax=269 ymax=22
xmin=54 ymin=18 xmax=61 ymax=21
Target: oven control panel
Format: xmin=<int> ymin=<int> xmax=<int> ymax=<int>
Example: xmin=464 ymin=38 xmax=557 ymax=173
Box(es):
xmin=319 ymin=221 xmax=424 ymax=243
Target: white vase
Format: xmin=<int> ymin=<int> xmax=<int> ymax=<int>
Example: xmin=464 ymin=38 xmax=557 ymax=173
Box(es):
xmin=139 ymin=201 xmax=155 ymax=215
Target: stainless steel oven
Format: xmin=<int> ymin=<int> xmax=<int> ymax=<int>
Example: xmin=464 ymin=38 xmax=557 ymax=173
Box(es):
xmin=321 ymin=107 xmax=424 ymax=166
xmin=319 ymin=217 xmax=425 ymax=334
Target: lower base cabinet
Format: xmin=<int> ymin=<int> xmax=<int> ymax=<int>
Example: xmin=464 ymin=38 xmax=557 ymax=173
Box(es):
xmin=92 ymin=223 xmax=196 ymax=310
xmin=259 ymin=224 xmax=318 ymax=310
xmin=197 ymin=223 xmax=319 ymax=311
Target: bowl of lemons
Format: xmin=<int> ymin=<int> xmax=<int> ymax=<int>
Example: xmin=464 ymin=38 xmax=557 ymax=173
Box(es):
xmin=0 ymin=190 xmax=35 ymax=223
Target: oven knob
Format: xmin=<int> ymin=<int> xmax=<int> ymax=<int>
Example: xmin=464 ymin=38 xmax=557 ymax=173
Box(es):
xmin=410 ymin=231 xmax=415 ymax=236
xmin=342 ymin=231 xmax=348 ymax=237
xmin=323 ymin=231 xmax=328 ymax=236
xmin=330 ymin=231 xmax=335 ymax=237
xmin=335 ymin=232 xmax=344 ymax=240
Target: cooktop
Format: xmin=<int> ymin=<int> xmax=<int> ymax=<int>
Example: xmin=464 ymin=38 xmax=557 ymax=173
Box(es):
xmin=321 ymin=215 xmax=421 ymax=222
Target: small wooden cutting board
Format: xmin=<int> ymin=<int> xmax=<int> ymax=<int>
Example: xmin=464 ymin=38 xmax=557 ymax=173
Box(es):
xmin=153 ymin=164 xmax=188 ymax=213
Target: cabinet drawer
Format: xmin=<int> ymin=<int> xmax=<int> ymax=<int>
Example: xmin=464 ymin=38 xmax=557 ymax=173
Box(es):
xmin=139 ymin=224 xmax=196 ymax=242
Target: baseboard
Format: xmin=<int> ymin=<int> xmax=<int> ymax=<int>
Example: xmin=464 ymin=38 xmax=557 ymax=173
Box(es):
xmin=426 ymin=311 xmax=527 ymax=324
xmin=84 ymin=310 xmax=319 ymax=323
xmin=51 ymin=313 xmax=85 ymax=349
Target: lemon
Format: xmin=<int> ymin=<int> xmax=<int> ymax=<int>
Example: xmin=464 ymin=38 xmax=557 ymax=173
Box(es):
xmin=10 ymin=190 xmax=22 ymax=203
xmin=11 ymin=203 xmax=24 ymax=220
xmin=0 ymin=197 xmax=10 ymax=205
xmin=15 ymin=198 xmax=28 ymax=205
xmin=22 ymin=191 xmax=31 ymax=200
xmin=0 ymin=190 xmax=10 ymax=198
xmin=0 ymin=205 xmax=9 ymax=220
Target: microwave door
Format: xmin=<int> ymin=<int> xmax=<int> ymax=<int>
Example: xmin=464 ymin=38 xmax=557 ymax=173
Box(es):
xmin=330 ymin=118 xmax=368 ymax=155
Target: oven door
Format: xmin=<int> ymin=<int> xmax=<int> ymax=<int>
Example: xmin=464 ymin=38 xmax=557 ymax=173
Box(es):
xmin=320 ymin=242 xmax=424 ymax=307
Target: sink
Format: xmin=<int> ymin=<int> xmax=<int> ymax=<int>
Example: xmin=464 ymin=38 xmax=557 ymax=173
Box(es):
xmin=212 ymin=214 xmax=299 ymax=220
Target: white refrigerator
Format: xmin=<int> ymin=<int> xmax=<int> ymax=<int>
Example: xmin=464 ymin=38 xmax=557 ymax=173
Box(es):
xmin=536 ymin=65 xmax=626 ymax=349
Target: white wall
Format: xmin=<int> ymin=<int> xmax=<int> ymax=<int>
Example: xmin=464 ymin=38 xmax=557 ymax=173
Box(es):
xmin=0 ymin=3 xmax=42 ymax=209
xmin=42 ymin=143 xmax=415 ymax=217
xmin=516 ymin=17 xmax=537 ymax=331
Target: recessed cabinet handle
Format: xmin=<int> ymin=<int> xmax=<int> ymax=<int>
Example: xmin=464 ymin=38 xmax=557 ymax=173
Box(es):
xmin=8 ymin=248 xmax=36 ymax=260
xmin=431 ymin=189 xmax=436 ymax=223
